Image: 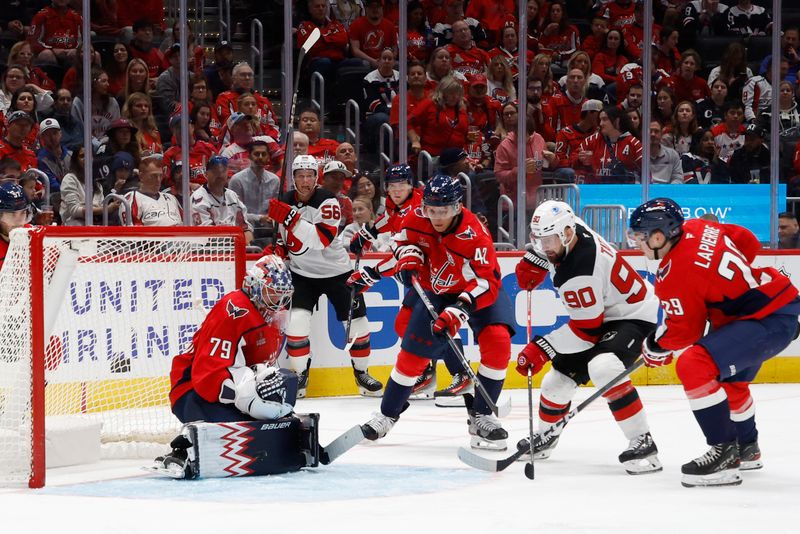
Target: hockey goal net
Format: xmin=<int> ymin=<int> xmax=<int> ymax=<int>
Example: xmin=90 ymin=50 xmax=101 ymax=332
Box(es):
xmin=0 ymin=226 xmax=245 ymax=488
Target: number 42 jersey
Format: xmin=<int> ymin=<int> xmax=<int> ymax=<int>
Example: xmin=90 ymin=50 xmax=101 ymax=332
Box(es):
xmin=545 ymin=224 xmax=660 ymax=354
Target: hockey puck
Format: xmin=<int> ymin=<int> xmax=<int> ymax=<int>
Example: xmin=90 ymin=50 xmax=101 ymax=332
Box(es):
xmin=524 ymin=462 xmax=535 ymax=480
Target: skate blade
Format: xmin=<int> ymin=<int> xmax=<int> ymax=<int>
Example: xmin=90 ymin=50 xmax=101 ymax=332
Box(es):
xmin=409 ymin=391 xmax=434 ymax=400
xmin=681 ymin=469 xmax=742 ymax=487
xmin=740 ymin=459 xmax=763 ymax=470
xmin=470 ymin=436 xmax=507 ymax=451
xmin=141 ymin=465 xmax=187 ymax=479
xmin=434 ymin=395 xmax=467 ymax=407
xmin=622 ymin=455 xmax=663 ymax=475
xmin=297 ymin=389 xmax=307 ymax=399
xmin=358 ymin=387 xmax=384 ymax=398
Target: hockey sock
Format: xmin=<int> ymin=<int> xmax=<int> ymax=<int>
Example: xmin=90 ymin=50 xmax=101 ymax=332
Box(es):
xmin=721 ymin=381 xmax=758 ymax=444
xmin=471 ymin=373 xmax=505 ymax=415
xmin=286 ymin=335 xmax=310 ymax=372
xmin=603 ymin=381 xmax=648 ymax=440
xmin=349 ymin=334 xmax=370 ymax=371
xmin=383 ymin=349 xmax=429 ymax=416
xmin=539 ymin=396 xmax=570 ymax=429
xmin=442 ymin=337 xmax=467 ymax=376
xmin=677 ymin=346 xmax=736 ymax=445
xmin=381 ymin=379 xmax=413 ymax=418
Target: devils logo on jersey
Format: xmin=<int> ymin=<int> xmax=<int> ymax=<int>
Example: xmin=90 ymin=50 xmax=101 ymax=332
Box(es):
xmin=227 ymin=300 xmax=250 ymax=319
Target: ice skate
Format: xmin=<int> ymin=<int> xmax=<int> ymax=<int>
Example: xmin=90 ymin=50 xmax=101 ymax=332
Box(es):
xmin=738 ymin=440 xmax=763 ymax=471
xmin=362 ymin=412 xmax=398 ymax=440
xmin=467 ymin=411 xmax=508 ymax=451
xmin=297 ymin=360 xmax=310 ymax=399
xmin=433 ymin=372 xmax=473 ymax=407
xmin=410 ymin=362 xmax=436 ymax=400
xmin=681 ymin=441 xmax=742 ymax=487
xmin=516 ymin=431 xmax=560 ymax=461
xmin=353 ymin=365 xmax=383 ymax=397
xmin=146 ymin=439 xmax=193 ymax=479
xmin=618 ymin=432 xmax=662 ymax=475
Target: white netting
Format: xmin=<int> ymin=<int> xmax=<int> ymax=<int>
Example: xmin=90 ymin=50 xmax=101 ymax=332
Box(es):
xmin=0 ymin=228 xmax=240 ymax=486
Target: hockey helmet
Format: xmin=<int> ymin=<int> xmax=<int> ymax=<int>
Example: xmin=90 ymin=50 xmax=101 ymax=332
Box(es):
xmin=243 ymin=254 xmax=294 ymax=313
xmin=0 ymin=182 xmax=31 ymax=213
xmin=629 ymin=197 xmax=684 ymax=241
xmin=422 ymin=174 xmax=463 ymax=219
xmin=384 ymin=164 xmax=414 ymax=186
xmin=292 ymin=154 xmax=318 ymax=174
xmin=207 ymin=155 xmax=229 ymax=170
xmin=530 ymin=200 xmax=576 ymax=249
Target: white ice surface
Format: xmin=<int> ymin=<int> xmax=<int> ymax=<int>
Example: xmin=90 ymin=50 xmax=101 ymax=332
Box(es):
xmin=1 ymin=384 xmax=798 ymax=534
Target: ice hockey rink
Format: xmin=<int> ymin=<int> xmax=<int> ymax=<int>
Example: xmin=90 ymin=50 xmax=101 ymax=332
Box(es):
xmin=0 ymin=384 xmax=797 ymax=534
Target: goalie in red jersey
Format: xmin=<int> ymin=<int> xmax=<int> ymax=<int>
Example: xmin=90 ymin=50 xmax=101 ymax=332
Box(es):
xmin=347 ymin=174 xmax=515 ymax=450
xmin=630 ymin=198 xmax=800 ymax=488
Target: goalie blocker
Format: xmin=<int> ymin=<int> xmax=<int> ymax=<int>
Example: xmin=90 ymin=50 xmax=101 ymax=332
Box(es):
xmin=157 ymin=414 xmax=321 ymax=479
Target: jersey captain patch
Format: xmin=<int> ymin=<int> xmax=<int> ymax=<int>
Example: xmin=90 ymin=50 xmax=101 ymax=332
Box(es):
xmin=227 ymin=300 xmax=250 ymax=319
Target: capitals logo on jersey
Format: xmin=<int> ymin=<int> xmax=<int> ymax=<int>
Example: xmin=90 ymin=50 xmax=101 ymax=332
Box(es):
xmin=430 ymin=251 xmax=458 ymax=293
xmin=227 ymin=300 xmax=250 ymax=319
xmin=456 ymin=225 xmax=477 ymax=240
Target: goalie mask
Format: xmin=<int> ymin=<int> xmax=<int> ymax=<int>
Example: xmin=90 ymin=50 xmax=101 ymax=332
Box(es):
xmin=243 ymin=255 xmax=294 ymax=314
xmin=529 ymin=200 xmax=576 ymax=259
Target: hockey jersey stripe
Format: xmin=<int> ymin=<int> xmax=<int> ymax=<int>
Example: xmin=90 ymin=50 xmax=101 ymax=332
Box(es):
xmin=567 ymin=315 xmax=605 ymax=343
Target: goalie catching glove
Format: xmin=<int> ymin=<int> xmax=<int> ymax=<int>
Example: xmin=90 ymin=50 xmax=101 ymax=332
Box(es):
xmin=350 ymin=224 xmax=378 ymax=255
xmin=432 ymin=297 xmax=471 ymax=338
xmin=516 ymin=335 xmax=557 ymax=376
xmin=221 ymin=364 xmax=296 ymax=420
xmin=268 ymin=199 xmax=301 ymax=229
xmin=642 ymin=333 xmax=673 ymax=368
xmin=346 ymin=266 xmax=381 ymax=294
xmin=515 ymin=250 xmax=550 ymax=290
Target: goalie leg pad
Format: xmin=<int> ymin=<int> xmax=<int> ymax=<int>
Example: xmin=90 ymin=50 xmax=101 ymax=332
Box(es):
xmin=186 ymin=414 xmax=321 ymax=478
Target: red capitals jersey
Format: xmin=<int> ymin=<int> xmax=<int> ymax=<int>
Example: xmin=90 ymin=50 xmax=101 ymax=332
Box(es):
xmin=601 ymin=1 xmax=636 ymax=29
xmin=576 ymin=131 xmax=642 ymax=183
xmin=216 ymin=91 xmax=280 ymax=139
xmin=545 ymin=92 xmax=585 ymax=132
xmin=410 ymin=98 xmax=470 ymax=155
xmin=29 ymin=6 xmax=82 ymax=53
xmin=162 ymin=140 xmax=217 ymax=187
xmin=0 ymin=138 xmax=37 ymax=171
xmin=653 ymin=219 xmax=798 ymax=351
xmin=0 ymin=237 xmax=8 ymax=272
xmin=393 ymin=208 xmax=501 ymax=311
xmin=466 ymin=96 xmax=502 ymax=132
xmin=616 ymin=63 xmax=673 ymax=101
xmin=169 ymin=290 xmax=285 ymax=406
xmin=555 ymin=122 xmax=597 ymax=168
xmin=488 ymin=47 xmax=534 ymax=80
xmin=298 ymin=19 xmax=349 ymax=62
xmin=349 ymin=17 xmax=397 ymax=60
xmin=447 ymin=44 xmax=491 ymax=77
xmin=374 ymin=187 xmax=423 ymax=235
xmin=672 ymin=74 xmax=711 ymax=103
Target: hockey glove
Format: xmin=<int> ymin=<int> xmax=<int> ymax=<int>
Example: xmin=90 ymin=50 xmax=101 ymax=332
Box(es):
xmin=395 ymin=244 xmax=425 ymax=273
xmin=262 ymin=241 xmax=288 ymax=259
xmin=432 ymin=299 xmax=470 ymax=338
xmin=516 ymin=336 xmax=557 ymax=376
xmin=515 ymin=250 xmax=550 ymax=290
xmin=268 ymin=199 xmax=301 ymax=229
xmin=350 ymin=224 xmax=378 ymax=255
xmin=347 ymin=266 xmax=381 ymax=295
xmin=642 ymin=333 xmax=673 ymax=368
xmin=254 ymin=366 xmax=289 ymax=403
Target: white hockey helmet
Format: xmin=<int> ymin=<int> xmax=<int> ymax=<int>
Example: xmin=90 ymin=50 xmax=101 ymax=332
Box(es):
xmin=530 ymin=200 xmax=576 ymax=248
xmin=242 ymin=255 xmax=294 ymax=313
xmin=292 ymin=154 xmax=318 ymax=174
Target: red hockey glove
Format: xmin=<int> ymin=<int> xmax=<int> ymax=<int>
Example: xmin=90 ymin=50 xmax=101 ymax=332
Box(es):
xmin=346 ymin=266 xmax=381 ymax=295
xmin=642 ymin=333 xmax=673 ymax=368
xmin=268 ymin=199 xmax=300 ymax=229
xmin=516 ymin=336 xmax=556 ymax=376
xmin=395 ymin=244 xmax=424 ymax=272
xmin=350 ymin=224 xmax=378 ymax=255
xmin=262 ymin=241 xmax=288 ymax=259
xmin=432 ymin=299 xmax=470 ymax=338
xmin=515 ymin=250 xmax=550 ymax=290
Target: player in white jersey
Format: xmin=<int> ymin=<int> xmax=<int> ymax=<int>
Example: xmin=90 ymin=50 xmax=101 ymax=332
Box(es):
xmin=191 ymin=156 xmax=254 ymax=244
xmin=121 ymin=156 xmax=182 ymax=226
xmin=266 ymin=154 xmax=383 ymax=398
xmin=514 ymin=201 xmax=662 ymax=474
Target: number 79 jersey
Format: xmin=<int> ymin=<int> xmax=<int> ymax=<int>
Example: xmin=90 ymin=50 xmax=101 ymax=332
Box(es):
xmin=545 ymin=224 xmax=660 ymax=354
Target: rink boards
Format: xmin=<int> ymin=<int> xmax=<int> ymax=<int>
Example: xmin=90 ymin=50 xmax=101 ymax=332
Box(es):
xmin=272 ymin=250 xmax=800 ymax=396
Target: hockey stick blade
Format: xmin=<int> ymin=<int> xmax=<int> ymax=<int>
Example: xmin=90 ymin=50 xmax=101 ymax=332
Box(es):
xmin=319 ymin=425 xmax=365 ymax=465
xmin=458 ymin=358 xmax=645 ymax=472
xmin=300 ymin=27 xmax=321 ymax=55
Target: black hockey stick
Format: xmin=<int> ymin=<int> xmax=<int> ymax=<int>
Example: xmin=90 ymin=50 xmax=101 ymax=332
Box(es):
xmin=343 ymin=254 xmax=361 ymax=352
xmin=524 ymin=291 xmax=535 ymax=480
xmin=319 ymin=425 xmax=365 ymax=465
xmin=458 ymin=358 xmax=645 ymax=472
xmin=410 ymin=275 xmax=511 ymax=418
xmin=279 ymin=26 xmax=321 ymax=194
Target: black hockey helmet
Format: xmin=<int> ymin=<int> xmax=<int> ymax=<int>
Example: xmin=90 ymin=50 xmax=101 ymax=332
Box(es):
xmin=629 ymin=197 xmax=684 ymax=240
xmin=423 ymin=174 xmax=463 ymax=207
xmin=0 ymin=182 xmax=30 ymax=212
xmin=384 ymin=164 xmax=414 ymax=186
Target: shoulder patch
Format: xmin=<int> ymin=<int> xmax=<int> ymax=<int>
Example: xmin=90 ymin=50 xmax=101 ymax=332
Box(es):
xmin=226 ymin=299 xmax=250 ymax=319
xmin=656 ymin=259 xmax=671 ymax=282
xmin=455 ymin=225 xmax=477 ymax=240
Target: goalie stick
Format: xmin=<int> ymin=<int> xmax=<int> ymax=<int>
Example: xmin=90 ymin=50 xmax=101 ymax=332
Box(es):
xmin=319 ymin=425 xmax=365 ymax=465
xmin=410 ymin=275 xmax=511 ymax=418
xmin=458 ymin=358 xmax=645 ymax=472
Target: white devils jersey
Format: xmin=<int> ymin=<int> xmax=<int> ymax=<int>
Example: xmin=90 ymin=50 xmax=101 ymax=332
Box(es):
xmin=191 ymin=185 xmax=253 ymax=233
xmin=120 ymin=190 xmax=183 ymax=226
xmin=544 ymin=223 xmax=659 ymax=354
xmin=279 ymin=187 xmax=352 ymax=278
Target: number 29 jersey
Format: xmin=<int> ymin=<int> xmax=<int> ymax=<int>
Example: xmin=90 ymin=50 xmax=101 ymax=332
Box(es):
xmin=545 ymin=224 xmax=659 ymax=354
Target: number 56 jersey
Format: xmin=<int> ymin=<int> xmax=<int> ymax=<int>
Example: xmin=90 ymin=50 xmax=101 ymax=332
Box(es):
xmin=545 ymin=224 xmax=659 ymax=354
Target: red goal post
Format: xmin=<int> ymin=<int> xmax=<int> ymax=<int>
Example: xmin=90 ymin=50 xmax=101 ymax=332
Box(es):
xmin=0 ymin=226 xmax=246 ymax=488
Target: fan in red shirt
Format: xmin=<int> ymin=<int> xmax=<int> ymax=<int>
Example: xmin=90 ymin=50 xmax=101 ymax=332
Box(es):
xmin=447 ymin=20 xmax=491 ymax=76
xmin=389 ymin=60 xmax=431 ymax=129
xmin=488 ymin=23 xmax=535 ymax=80
xmin=465 ymin=0 xmax=515 ymax=44
xmin=349 ymin=0 xmax=398 ymax=68
xmin=464 ymin=74 xmax=502 ymax=133
xmin=672 ymin=49 xmax=711 ymax=103
xmin=600 ymin=0 xmax=636 ymax=29
xmin=554 ymin=99 xmax=601 ymax=169
xmin=297 ymin=108 xmax=339 ymax=166
xmin=574 ymin=106 xmax=642 ymax=183
xmin=408 ymin=76 xmax=470 ymax=157
xmin=129 ymin=19 xmax=167 ymax=78
xmin=581 ymin=15 xmax=609 ymax=58
xmin=545 ymin=68 xmax=586 ymax=131
xmin=592 ymin=29 xmax=629 ymax=85
xmin=622 ymin=2 xmax=662 ymax=61
xmin=28 ymin=0 xmax=82 ymax=64
xmin=423 ymin=0 xmax=449 ymax=26
xmin=0 ymin=112 xmax=37 ymax=172
xmin=538 ymin=1 xmax=580 ymax=65
xmin=162 ymin=116 xmax=218 ymax=188
xmin=215 ymin=62 xmax=280 ymax=140
xmin=298 ymin=0 xmax=350 ymax=68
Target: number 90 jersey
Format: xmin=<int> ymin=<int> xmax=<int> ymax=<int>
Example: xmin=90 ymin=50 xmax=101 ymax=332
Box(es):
xmin=545 ymin=224 xmax=659 ymax=354
xmin=277 ymin=188 xmax=352 ymax=278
